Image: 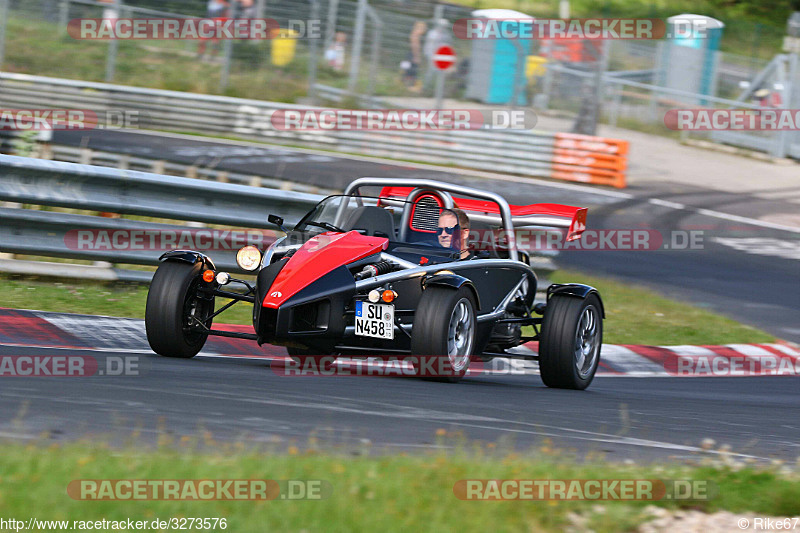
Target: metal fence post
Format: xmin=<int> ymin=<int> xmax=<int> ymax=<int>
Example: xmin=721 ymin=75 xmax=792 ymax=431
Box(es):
xmin=105 ymin=0 xmax=121 ymax=82
xmin=609 ymin=81 xmax=622 ymax=127
xmin=572 ymin=40 xmax=607 ymax=135
xmin=59 ymin=0 xmax=70 ymax=36
xmin=220 ymin=0 xmax=239 ymax=92
xmin=308 ymin=0 xmax=320 ymax=103
xmin=324 ymin=0 xmax=339 ymax=52
xmin=535 ymin=62 xmax=553 ymax=110
xmin=366 ymin=5 xmax=382 ymax=103
xmin=0 ymin=0 xmax=9 ymax=70
xmin=433 ymin=3 xmax=444 ymax=23
xmin=347 ymin=0 xmax=367 ymax=94
xmin=772 ymin=51 xmax=798 ymax=158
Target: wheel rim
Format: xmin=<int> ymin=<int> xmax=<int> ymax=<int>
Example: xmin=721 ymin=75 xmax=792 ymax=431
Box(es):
xmin=574 ymin=305 xmax=600 ymax=378
xmin=183 ymin=279 xmax=212 ymax=344
xmin=447 ymin=298 xmax=474 ymax=372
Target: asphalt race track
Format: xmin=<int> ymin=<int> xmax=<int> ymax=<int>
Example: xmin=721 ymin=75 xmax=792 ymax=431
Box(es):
xmin=1 ymin=341 xmax=798 ymax=463
xmin=54 ymin=129 xmax=800 ymax=342
xmin=8 ymin=129 xmax=792 ymax=463
xmin=0 ymin=306 xmax=798 ymax=463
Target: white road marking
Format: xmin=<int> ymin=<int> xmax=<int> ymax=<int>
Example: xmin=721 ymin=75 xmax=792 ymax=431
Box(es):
xmin=767 ymin=343 xmax=800 ymax=357
xmin=712 ymin=237 xmax=800 ymax=260
xmin=660 ymin=345 xmax=717 ymax=356
xmin=34 ymin=313 xmax=151 ymax=351
xmin=648 ymin=198 xmax=685 ymax=210
xmin=724 ymin=344 xmax=774 ymax=357
xmin=697 ymin=209 xmax=800 ymax=233
xmin=601 ymin=345 xmax=666 ymax=374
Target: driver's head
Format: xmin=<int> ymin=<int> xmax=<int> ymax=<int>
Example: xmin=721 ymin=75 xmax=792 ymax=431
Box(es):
xmin=437 ymin=209 xmax=470 ymax=251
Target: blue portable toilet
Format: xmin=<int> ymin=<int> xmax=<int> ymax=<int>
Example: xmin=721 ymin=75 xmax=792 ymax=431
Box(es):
xmin=658 ymin=14 xmax=725 ymax=103
xmin=466 ymin=9 xmax=534 ymax=105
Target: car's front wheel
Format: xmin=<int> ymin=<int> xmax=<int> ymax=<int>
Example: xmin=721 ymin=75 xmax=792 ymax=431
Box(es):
xmin=538 ymin=293 xmax=602 ymax=390
xmin=411 ymin=286 xmax=477 ymax=383
xmin=145 ymin=261 xmax=214 ymax=358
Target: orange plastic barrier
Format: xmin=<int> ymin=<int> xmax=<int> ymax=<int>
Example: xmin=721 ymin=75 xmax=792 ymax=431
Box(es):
xmin=551 ymin=133 xmax=629 ymax=188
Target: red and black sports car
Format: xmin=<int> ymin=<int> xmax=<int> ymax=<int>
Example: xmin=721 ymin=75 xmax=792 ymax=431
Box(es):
xmin=145 ymin=178 xmax=604 ymax=389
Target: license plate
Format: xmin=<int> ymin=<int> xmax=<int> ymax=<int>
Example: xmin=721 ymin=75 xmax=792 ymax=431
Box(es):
xmin=355 ymin=301 xmax=394 ymax=340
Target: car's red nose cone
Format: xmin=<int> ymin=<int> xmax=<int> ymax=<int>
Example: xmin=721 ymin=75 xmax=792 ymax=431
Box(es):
xmin=262 ymin=231 xmax=388 ymax=308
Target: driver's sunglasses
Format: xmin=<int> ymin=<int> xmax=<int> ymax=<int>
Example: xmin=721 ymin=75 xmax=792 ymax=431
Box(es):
xmin=436 ymin=224 xmax=459 ymax=235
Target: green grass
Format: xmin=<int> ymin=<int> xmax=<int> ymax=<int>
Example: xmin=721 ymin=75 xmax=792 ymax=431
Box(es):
xmin=548 ymin=270 xmax=774 ymax=345
xmin=2 ymin=13 xmax=415 ymax=104
xmin=0 ymin=274 xmax=256 ymax=324
xmin=1 ymin=266 xmax=775 ymax=345
xmin=0 ymin=440 xmax=797 ymax=532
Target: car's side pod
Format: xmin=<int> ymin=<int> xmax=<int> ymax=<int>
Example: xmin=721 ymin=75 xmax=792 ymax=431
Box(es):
xmin=158 ymin=250 xmax=217 ymax=271
xmin=422 ymin=273 xmax=481 ymax=310
xmin=546 ymin=283 xmax=605 ymax=318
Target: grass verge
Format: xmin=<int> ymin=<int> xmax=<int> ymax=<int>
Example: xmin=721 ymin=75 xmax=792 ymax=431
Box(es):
xmin=0 ymin=440 xmax=797 ymax=532
xmin=548 ymin=270 xmax=774 ymax=345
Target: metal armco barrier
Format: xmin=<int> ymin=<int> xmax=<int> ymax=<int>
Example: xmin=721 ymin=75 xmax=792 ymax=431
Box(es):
xmin=0 ymin=155 xmax=320 ymax=278
xmin=0 ymin=72 xmax=630 ymax=188
xmin=0 ymin=155 xmax=320 ymax=227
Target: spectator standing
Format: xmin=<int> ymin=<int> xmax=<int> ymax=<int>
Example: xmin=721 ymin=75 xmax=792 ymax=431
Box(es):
xmin=402 ymin=21 xmax=426 ymax=91
xmin=198 ymin=0 xmax=229 ymax=59
xmin=239 ymin=0 xmax=256 ymax=19
xmin=325 ymin=31 xmax=347 ymax=72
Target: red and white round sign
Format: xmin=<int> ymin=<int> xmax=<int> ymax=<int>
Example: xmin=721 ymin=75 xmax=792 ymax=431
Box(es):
xmin=433 ymin=45 xmax=456 ymax=70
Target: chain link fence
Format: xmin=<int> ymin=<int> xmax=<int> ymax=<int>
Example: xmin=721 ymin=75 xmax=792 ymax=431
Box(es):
xmin=0 ymin=0 xmax=473 ymax=103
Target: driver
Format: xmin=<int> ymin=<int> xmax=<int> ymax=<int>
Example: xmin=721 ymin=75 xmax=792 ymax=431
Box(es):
xmin=436 ymin=208 xmax=473 ymax=260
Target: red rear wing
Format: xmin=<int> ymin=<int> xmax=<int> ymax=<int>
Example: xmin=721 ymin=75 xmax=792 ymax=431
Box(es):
xmin=379 ymin=186 xmax=587 ymax=241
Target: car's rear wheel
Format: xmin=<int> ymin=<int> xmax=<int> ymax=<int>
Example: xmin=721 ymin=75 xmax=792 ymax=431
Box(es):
xmin=538 ymin=293 xmax=602 ymax=390
xmin=146 ymin=261 xmax=214 ymax=358
xmin=411 ymin=286 xmax=476 ymax=383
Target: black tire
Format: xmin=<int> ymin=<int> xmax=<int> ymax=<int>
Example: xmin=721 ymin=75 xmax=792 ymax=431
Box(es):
xmin=538 ymin=293 xmax=602 ymax=390
xmin=411 ymin=286 xmax=477 ymax=383
xmin=145 ymin=261 xmax=214 ymax=358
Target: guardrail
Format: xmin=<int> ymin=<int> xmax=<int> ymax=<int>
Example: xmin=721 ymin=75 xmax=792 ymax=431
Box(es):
xmin=0 ymin=155 xmax=558 ymax=282
xmin=0 ymin=155 xmax=320 ymax=226
xmin=0 ymin=155 xmax=320 ymax=280
xmin=0 ymin=72 xmax=630 ymax=188
xmin=43 ymin=144 xmax=339 ymax=196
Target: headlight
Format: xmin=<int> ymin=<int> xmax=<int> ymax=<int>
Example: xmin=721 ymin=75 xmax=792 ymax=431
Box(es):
xmin=236 ymin=245 xmax=262 ymax=271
